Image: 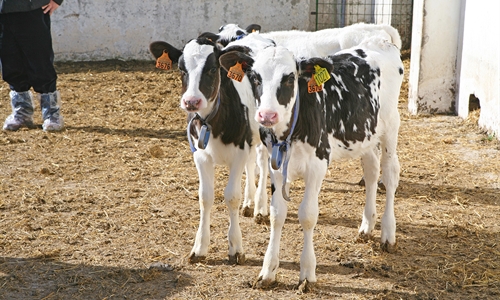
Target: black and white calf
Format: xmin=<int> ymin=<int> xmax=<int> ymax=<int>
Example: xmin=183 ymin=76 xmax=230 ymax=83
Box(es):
xmin=220 ymin=22 xmax=402 ymax=186
xmin=220 ymin=37 xmax=403 ymax=289
xmin=216 ymin=23 xmax=261 ymax=46
xmin=149 ymin=37 xmax=267 ymax=264
xmin=218 ymin=22 xmax=402 ymax=58
xmin=197 ymin=24 xmax=262 ymax=47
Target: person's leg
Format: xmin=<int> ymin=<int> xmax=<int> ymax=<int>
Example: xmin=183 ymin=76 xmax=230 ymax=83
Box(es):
xmin=0 ymin=13 xmax=35 ymax=131
xmin=31 ymin=10 xmax=63 ymax=131
xmin=19 ymin=9 xmax=58 ymax=94
xmin=2 ymin=90 xmax=36 ymax=131
xmin=38 ymin=90 xmax=63 ymax=131
xmin=10 ymin=9 xmax=63 ymax=131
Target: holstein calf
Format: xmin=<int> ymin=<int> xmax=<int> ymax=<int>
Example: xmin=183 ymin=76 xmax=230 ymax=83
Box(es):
xmin=220 ymin=23 xmax=401 ymax=187
xmin=196 ymin=25 xmax=273 ymax=219
xmin=149 ymin=36 xmax=267 ymax=264
xmin=220 ymin=36 xmax=404 ymax=290
xmin=218 ymin=22 xmax=401 ymax=58
xmin=213 ymin=23 xmax=262 ymax=46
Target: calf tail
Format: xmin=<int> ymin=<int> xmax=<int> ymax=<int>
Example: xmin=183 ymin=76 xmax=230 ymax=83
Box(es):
xmin=382 ymin=25 xmax=402 ymax=50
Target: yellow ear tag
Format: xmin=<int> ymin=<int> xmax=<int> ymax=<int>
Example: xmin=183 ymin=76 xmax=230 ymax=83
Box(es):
xmin=308 ymin=76 xmax=323 ymax=93
xmin=313 ymin=65 xmax=331 ymax=86
xmin=227 ymin=62 xmax=245 ymax=82
xmin=156 ymin=51 xmax=172 ymax=70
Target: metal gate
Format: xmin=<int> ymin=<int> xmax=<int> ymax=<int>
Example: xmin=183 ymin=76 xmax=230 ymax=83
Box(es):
xmin=313 ymin=0 xmax=413 ymax=49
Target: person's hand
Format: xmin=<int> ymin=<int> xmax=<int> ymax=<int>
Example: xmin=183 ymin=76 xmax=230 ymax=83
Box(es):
xmin=42 ymin=0 xmax=60 ymax=15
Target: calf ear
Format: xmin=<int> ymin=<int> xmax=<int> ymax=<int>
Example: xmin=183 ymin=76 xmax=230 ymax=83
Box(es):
xmin=245 ymin=24 xmax=261 ymax=33
xmin=149 ymin=41 xmax=183 ymax=64
xmin=219 ymin=48 xmax=254 ymax=73
xmin=221 ymin=45 xmax=252 ymax=56
xmin=198 ymin=32 xmax=220 ymax=43
xmin=299 ymin=57 xmax=333 ymax=76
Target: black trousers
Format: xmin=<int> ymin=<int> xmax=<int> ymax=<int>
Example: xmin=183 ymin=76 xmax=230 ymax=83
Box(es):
xmin=0 ymin=8 xmax=57 ymax=94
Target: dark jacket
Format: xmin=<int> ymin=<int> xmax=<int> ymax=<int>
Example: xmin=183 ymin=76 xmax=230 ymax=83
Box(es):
xmin=1 ymin=0 xmax=63 ymax=14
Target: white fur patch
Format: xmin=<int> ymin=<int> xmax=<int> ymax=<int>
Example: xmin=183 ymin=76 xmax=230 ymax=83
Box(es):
xmin=180 ymin=40 xmax=215 ymax=112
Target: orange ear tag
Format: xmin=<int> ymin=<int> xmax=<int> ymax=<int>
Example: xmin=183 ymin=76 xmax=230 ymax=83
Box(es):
xmin=227 ymin=62 xmax=245 ymax=82
xmin=156 ymin=51 xmax=172 ymax=70
xmin=308 ymin=75 xmax=323 ymax=93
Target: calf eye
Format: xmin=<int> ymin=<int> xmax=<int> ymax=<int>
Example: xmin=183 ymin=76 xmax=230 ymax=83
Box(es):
xmin=253 ymin=78 xmax=261 ymax=86
xmin=209 ymin=67 xmax=218 ymax=75
xmin=287 ymin=74 xmax=295 ymax=85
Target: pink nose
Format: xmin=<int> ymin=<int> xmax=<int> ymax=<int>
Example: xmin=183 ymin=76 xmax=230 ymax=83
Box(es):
xmin=182 ymin=96 xmax=202 ymax=111
xmin=257 ymin=109 xmax=278 ymax=126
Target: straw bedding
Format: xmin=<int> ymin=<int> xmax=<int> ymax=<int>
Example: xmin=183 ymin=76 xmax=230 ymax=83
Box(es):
xmin=0 ymin=54 xmax=498 ymax=299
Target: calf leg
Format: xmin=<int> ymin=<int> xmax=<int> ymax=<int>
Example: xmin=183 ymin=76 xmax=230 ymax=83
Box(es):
xmin=379 ymin=131 xmax=400 ymax=252
xmin=358 ymin=147 xmax=380 ymax=239
xmin=189 ymin=154 xmax=215 ymax=262
xmin=358 ymin=145 xmax=384 ymax=189
xmin=254 ymin=143 xmax=269 ymax=223
xmin=296 ymin=164 xmax=325 ymax=292
xmin=254 ymin=169 xmax=287 ymax=288
xmin=225 ymin=155 xmax=247 ymax=264
xmin=242 ymin=146 xmax=257 ymax=218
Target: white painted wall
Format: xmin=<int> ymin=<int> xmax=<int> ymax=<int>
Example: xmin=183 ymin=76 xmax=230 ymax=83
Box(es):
xmin=51 ymin=0 xmax=310 ymax=61
xmin=410 ymin=0 xmax=500 ymax=139
xmin=408 ymin=0 xmax=462 ymax=114
xmin=456 ymin=0 xmax=500 ymax=137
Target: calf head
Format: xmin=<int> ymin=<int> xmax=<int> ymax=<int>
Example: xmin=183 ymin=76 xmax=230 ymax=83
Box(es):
xmin=220 ymin=46 xmax=295 ymax=135
xmin=216 ymin=24 xmax=262 ymax=46
xmin=220 ymin=45 xmax=333 ymax=138
xmin=150 ymin=37 xmax=221 ymax=114
xmin=219 ymin=46 xmax=333 ymax=136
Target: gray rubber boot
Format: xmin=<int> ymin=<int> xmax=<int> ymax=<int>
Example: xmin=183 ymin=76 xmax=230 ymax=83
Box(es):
xmin=3 ymin=90 xmax=35 ymax=131
xmin=40 ymin=91 xmax=64 ymax=131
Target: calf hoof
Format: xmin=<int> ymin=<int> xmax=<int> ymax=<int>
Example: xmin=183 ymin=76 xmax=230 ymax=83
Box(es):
xmin=358 ymin=178 xmax=385 ymax=190
xmin=187 ymin=252 xmax=206 ymax=264
xmin=296 ymin=279 xmax=315 ymax=293
xmin=254 ymin=213 xmax=269 ymax=225
xmin=252 ymin=276 xmax=276 ymax=290
xmin=228 ymin=252 xmax=246 ymax=265
xmin=356 ymin=232 xmax=373 ymax=243
xmin=381 ymin=241 xmax=397 ymax=253
xmin=242 ymin=206 xmax=253 ymax=218
xmin=378 ymin=180 xmax=386 ymax=190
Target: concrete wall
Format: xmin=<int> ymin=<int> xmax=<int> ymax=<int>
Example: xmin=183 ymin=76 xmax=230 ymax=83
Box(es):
xmin=51 ymin=0 xmax=310 ymax=61
xmin=456 ymin=0 xmax=500 ymax=137
xmin=409 ymin=0 xmax=500 ymax=138
xmin=408 ymin=0 xmax=462 ymax=114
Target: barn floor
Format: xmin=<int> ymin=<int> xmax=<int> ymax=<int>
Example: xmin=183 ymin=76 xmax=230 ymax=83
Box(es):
xmin=0 ymin=57 xmax=499 ymax=300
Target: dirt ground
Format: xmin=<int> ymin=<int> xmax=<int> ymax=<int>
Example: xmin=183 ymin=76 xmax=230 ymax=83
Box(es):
xmin=0 ymin=55 xmax=499 ymax=300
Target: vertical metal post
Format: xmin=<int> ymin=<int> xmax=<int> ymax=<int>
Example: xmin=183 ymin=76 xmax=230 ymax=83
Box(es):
xmin=316 ymin=0 xmax=319 ymax=31
xmin=371 ymin=0 xmax=376 ymax=23
xmin=341 ymin=0 xmax=346 ymax=27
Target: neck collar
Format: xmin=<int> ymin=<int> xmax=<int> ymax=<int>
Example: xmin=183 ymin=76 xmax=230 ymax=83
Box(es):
xmin=270 ymin=91 xmax=300 ymax=201
xmin=187 ymin=93 xmax=221 ymax=152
